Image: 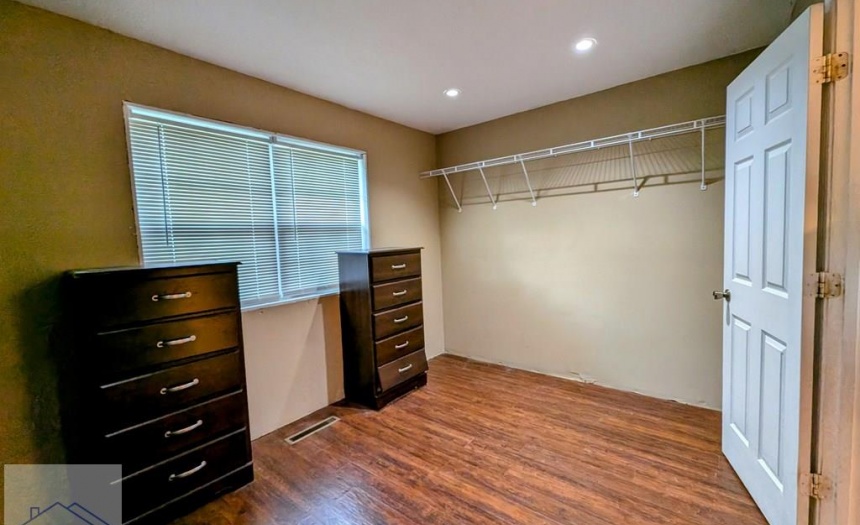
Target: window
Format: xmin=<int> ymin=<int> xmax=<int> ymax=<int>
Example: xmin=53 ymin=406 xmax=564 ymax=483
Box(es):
xmin=124 ymin=103 xmax=369 ymax=309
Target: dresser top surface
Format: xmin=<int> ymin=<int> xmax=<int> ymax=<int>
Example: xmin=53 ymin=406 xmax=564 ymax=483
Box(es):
xmin=337 ymin=247 xmax=422 ymax=256
xmin=67 ymin=261 xmax=239 ymax=279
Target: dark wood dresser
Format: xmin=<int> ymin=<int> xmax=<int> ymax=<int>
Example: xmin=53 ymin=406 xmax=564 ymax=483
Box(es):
xmin=337 ymin=248 xmax=428 ymax=409
xmin=61 ymin=262 xmax=253 ymax=524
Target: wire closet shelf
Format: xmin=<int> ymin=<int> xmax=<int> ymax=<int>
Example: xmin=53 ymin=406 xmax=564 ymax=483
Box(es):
xmin=421 ymin=115 xmax=726 ymax=211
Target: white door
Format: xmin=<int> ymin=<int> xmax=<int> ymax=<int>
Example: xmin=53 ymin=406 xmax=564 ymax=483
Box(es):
xmin=721 ymin=5 xmax=823 ymax=525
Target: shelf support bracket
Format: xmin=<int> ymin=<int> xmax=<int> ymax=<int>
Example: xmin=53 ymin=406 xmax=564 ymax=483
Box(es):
xmin=477 ymin=167 xmax=498 ymax=209
xmin=441 ymin=172 xmax=462 ymax=212
xmin=519 ymin=160 xmax=537 ymax=206
xmin=700 ymin=125 xmax=707 ymax=191
xmin=628 ymin=137 xmax=640 ymax=197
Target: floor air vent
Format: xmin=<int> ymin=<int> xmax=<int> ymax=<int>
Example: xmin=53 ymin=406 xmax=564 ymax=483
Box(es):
xmin=284 ymin=416 xmax=339 ymax=445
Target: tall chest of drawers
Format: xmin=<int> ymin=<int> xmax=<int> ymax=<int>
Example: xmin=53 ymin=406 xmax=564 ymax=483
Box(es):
xmin=61 ymin=263 xmax=253 ymax=524
xmin=337 ymin=248 xmax=428 ymax=409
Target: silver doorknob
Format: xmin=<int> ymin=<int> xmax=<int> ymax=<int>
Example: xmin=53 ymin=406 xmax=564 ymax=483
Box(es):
xmin=713 ymin=289 xmax=731 ymax=301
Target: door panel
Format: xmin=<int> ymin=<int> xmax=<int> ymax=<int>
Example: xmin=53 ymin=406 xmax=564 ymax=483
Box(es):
xmin=722 ymin=5 xmax=822 ymax=525
xmin=759 ymin=331 xmax=787 ymax=485
xmin=764 ymin=142 xmax=792 ymax=294
xmin=729 ymin=316 xmax=752 ymax=444
xmin=733 ymin=159 xmax=754 ymax=284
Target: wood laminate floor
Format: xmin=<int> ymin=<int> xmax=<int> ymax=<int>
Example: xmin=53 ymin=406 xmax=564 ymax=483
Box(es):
xmin=173 ymin=354 xmax=766 ymax=525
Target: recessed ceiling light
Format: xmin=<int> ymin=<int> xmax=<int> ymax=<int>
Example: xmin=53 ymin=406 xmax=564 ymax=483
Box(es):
xmin=444 ymin=88 xmax=461 ymax=98
xmin=574 ymin=38 xmax=597 ymax=52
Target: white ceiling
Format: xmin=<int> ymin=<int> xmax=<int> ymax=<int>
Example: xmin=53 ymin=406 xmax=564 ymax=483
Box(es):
xmin=20 ymin=0 xmax=794 ymax=134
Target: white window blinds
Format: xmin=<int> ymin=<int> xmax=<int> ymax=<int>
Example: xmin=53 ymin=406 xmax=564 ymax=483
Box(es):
xmin=125 ymin=104 xmax=368 ymax=308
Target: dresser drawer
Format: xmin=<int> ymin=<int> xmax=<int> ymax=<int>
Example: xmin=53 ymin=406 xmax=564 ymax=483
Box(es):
xmin=376 ymin=325 xmax=424 ymax=366
xmin=105 ymin=392 xmax=247 ymax=474
xmin=370 ymin=252 xmax=421 ymax=283
xmin=372 ymin=277 xmax=422 ymax=311
xmin=373 ymin=302 xmax=423 ymax=340
xmin=378 ymin=349 xmax=428 ymax=391
xmin=94 ymin=312 xmax=240 ymax=377
xmin=120 ymin=430 xmax=250 ymax=519
xmin=100 ymin=351 xmax=243 ymax=432
xmin=86 ymin=271 xmax=239 ymax=328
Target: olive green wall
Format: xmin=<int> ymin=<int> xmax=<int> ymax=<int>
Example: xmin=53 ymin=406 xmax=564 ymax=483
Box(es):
xmin=793 ymin=0 xmax=824 ymax=20
xmin=0 ymin=0 xmax=444 ymax=498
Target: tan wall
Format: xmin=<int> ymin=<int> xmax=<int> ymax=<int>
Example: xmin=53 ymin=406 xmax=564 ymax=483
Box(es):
xmin=436 ymin=50 xmax=760 ymax=409
xmin=0 ymin=0 xmax=444 ymax=484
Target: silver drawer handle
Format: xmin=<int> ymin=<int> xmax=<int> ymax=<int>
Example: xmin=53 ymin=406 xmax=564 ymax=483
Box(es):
xmin=398 ymin=364 xmax=413 ymax=373
xmin=168 ymin=460 xmax=207 ymax=481
xmin=392 ymin=290 xmax=408 ymax=297
xmin=393 ymin=315 xmax=409 ymax=324
xmin=394 ymin=341 xmax=410 ymax=350
xmin=164 ymin=419 xmax=203 ymax=438
xmin=391 ymin=264 xmax=407 ymax=270
xmin=152 ymin=291 xmax=192 ymax=302
xmin=156 ymin=335 xmax=197 ymax=348
xmin=160 ymin=378 xmax=199 ymax=395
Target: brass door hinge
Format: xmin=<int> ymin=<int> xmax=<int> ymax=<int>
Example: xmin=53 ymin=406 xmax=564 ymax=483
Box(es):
xmin=812 ymin=52 xmax=850 ymax=84
xmin=806 ymin=272 xmax=843 ymax=299
xmin=801 ymin=473 xmax=831 ymax=500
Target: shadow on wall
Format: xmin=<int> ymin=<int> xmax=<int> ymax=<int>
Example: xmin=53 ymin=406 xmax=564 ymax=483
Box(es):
xmin=14 ymin=274 xmax=67 ymax=465
xmin=322 ymin=297 xmax=344 ymax=404
xmin=441 ymin=128 xmax=726 ymax=207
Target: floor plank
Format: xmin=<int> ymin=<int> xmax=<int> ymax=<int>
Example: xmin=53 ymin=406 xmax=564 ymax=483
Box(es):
xmin=172 ymin=354 xmax=766 ymax=525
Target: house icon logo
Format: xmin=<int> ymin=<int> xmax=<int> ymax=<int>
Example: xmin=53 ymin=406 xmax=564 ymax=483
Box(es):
xmin=22 ymin=502 xmax=111 ymax=525
xmin=4 ymin=464 xmax=121 ymax=525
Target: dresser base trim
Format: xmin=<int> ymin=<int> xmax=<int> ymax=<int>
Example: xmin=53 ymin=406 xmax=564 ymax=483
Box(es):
xmin=374 ymin=372 xmax=427 ymax=410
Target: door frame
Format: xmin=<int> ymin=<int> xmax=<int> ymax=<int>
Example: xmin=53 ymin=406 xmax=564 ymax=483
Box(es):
xmin=813 ymin=0 xmax=860 ymax=524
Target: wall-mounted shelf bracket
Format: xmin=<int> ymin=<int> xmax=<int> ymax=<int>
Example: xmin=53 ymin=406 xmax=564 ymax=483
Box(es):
xmin=700 ymin=125 xmax=707 ymax=191
xmin=627 ymin=137 xmax=639 ymax=197
xmin=477 ymin=167 xmax=498 ymax=209
xmin=441 ymin=172 xmax=462 ymax=212
xmin=519 ymin=160 xmax=537 ymax=206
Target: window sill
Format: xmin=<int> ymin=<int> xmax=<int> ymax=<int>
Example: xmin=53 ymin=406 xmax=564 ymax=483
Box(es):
xmin=241 ymin=290 xmax=339 ymax=313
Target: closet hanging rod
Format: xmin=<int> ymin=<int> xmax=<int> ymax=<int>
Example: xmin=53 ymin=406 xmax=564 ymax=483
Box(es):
xmin=420 ymin=115 xmax=726 ymax=179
